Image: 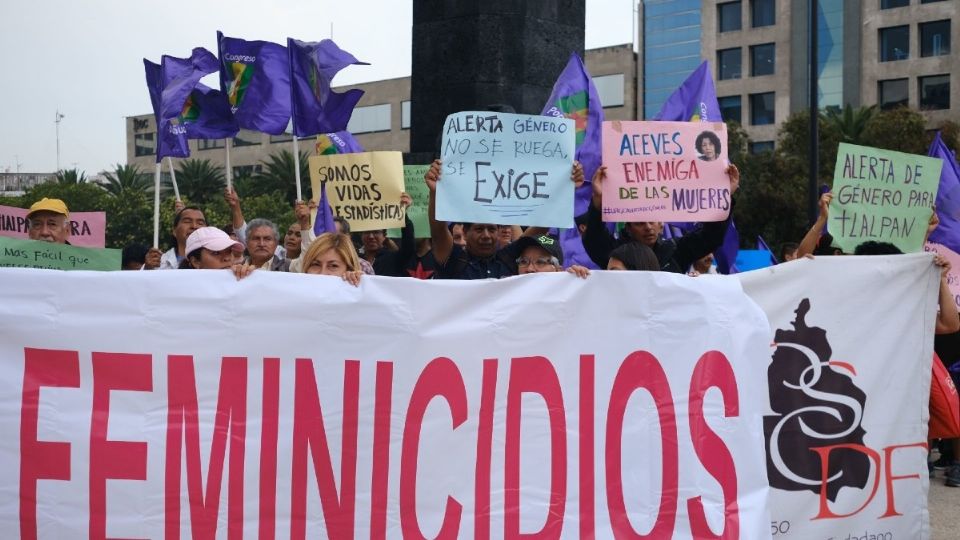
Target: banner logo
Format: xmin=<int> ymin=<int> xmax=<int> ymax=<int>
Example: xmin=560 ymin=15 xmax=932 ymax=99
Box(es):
xmin=225 ymin=60 xmax=254 ymax=110
xmin=551 ymin=91 xmax=589 ymax=147
xmin=763 ymin=299 xmax=871 ymax=502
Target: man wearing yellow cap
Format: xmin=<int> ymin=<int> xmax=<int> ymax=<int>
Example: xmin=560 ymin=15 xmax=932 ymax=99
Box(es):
xmin=26 ymin=198 xmax=71 ymax=244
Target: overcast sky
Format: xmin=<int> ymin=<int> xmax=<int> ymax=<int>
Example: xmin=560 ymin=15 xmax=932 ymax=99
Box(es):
xmin=0 ymin=0 xmax=634 ymax=176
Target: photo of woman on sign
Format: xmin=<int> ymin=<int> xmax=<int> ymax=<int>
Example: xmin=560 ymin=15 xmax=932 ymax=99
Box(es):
xmin=695 ymin=131 xmax=722 ymax=162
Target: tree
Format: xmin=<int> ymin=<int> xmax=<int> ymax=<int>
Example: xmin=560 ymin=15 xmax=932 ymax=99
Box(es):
xmin=253 ymin=149 xmax=312 ymax=202
xmin=823 ymin=104 xmax=876 ymax=145
xmin=172 ymin=159 xmax=225 ymax=205
xmin=775 ymin=109 xmax=843 ymax=188
xmin=100 ymin=163 xmax=153 ymax=197
xmin=933 ymin=120 xmax=960 ymax=157
xmin=56 ymin=168 xmax=86 ymax=184
xmin=861 ymin=107 xmax=928 ymax=155
xmin=18 ymin=181 xmax=108 ymax=212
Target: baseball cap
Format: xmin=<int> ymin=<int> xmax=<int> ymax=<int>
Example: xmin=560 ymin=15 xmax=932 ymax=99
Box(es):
xmin=26 ymin=198 xmax=69 ymax=219
xmin=185 ymin=227 xmax=244 ymax=256
xmin=511 ymin=234 xmax=563 ymax=265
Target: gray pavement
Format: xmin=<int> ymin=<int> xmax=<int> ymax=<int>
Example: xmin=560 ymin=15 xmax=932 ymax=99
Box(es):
xmin=929 ymin=474 xmax=959 ymax=540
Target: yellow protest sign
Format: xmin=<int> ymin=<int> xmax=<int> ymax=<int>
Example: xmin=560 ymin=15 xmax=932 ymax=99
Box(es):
xmin=308 ymin=151 xmax=405 ymax=231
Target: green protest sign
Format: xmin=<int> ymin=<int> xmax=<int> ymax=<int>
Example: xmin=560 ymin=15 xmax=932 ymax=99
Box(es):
xmin=388 ymin=165 xmax=431 ymax=238
xmin=0 ymin=236 xmax=120 ymax=271
xmin=829 ymin=143 xmax=942 ymax=253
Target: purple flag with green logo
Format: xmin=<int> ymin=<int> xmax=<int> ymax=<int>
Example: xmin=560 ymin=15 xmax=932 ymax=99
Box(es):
xmin=927 ymin=132 xmax=960 ymax=253
xmin=315 ymin=130 xmax=364 ymax=155
xmin=654 ymin=60 xmax=723 ymax=122
xmin=541 ymin=52 xmax=603 ymax=217
xmin=313 ymin=182 xmax=337 ymax=236
xmin=182 ymin=83 xmax=240 ymax=140
xmin=217 ymin=31 xmax=291 ymax=135
xmin=288 ymin=38 xmax=368 ymax=137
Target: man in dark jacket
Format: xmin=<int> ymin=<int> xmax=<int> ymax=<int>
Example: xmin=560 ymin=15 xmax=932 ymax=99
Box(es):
xmin=582 ymin=164 xmax=740 ymax=273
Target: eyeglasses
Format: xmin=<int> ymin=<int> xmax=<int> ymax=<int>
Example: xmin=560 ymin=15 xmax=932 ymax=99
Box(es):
xmin=516 ymin=256 xmax=558 ymax=269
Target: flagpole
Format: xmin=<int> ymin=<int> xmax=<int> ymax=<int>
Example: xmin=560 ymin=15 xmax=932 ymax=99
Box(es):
xmin=225 ymin=137 xmax=233 ymax=191
xmin=166 ymin=157 xmax=181 ymax=201
xmin=152 ymin=162 xmax=162 ymax=249
xmin=292 ymin=134 xmax=303 ymax=202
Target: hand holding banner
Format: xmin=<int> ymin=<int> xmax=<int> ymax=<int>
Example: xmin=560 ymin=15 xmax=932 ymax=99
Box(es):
xmin=436 ymin=111 xmax=575 ymax=228
xmin=601 ymin=121 xmax=731 ymax=222
xmin=830 ymin=143 xmax=942 ymax=253
xmin=308 ymin=151 xmax=405 ymax=231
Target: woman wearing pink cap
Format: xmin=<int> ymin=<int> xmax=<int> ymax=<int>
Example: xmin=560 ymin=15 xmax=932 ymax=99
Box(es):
xmin=178 ymin=227 xmax=255 ymax=279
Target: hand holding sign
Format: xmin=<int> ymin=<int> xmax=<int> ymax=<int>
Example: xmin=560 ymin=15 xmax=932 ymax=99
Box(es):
xmin=435 ymin=111 xmax=575 ymax=228
xmin=600 ymin=121 xmax=731 ymax=222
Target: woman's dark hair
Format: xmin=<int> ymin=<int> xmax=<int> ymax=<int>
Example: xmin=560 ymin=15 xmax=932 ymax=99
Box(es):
xmin=177 ymin=248 xmax=203 ymax=269
xmin=609 ymin=243 xmax=661 ymax=271
xmin=695 ymin=131 xmax=722 ymax=157
xmin=854 ymin=241 xmax=902 ymax=255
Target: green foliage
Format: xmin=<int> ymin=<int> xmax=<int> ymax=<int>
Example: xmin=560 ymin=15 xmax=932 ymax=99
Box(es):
xmin=55 ymin=168 xmax=86 ymax=184
xmin=775 ymin=109 xmax=843 ymax=187
xmin=734 ymin=148 xmax=808 ymax=254
xmin=860 ymin=107 xmax=928 ymax=155
xmin=100 ymin=163 xmax=154 ymax=197
xmin=933 ymin=120 xmax=960 ymax=157
xmin=823 ymin=104 xmax=876 ymax=144
xmin=17 ymin=181 xmax=109 ymax=211
xmin=253 ymin=149 xmax=312 ymax=202
xmin=171 ymin=159 xmax=225 ymax=205
xmin=102 ymin=190 xmax=153 ymax=248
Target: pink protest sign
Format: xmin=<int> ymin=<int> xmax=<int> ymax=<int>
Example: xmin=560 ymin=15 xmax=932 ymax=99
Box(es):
xmin=601 ymin=120 xmax=731 ymax=223
xmin=925 ymin=242 xmax=960 ymax=310
xmin=0 ymin=204 xmax=106 ymax=247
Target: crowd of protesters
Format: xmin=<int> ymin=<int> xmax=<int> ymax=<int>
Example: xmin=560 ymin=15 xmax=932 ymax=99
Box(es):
xmin=22 ymin=154 xmax=960 ymax=488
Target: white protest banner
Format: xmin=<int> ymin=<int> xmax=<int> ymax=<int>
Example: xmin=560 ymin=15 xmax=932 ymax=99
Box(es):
xmin=0 ymin=269 xmax=771 ymax=538
xmin=0 ymin=256 xmax=937 ymax=538
xmin=0 ymin=204 xmax=107 ymax=247
xmin=737 ymin=254 xmax=938 ymax=540
xmin=308 ymin=151 xmax=405 ymax=231
xmin=601 ymin=120 xmax=730 ymax=222
xmin=437 ymin=111 xmax=575 ymax=228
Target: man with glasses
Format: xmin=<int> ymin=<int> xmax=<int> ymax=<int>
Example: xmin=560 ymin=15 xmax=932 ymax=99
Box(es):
xmin=512 ymin=234 xmax=590 ymax=278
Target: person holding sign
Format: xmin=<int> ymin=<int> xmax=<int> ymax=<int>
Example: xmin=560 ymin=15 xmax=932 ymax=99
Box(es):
xmin=297 ymin=232 xmax=363 ymax=287
xmin=582 ymin=164 xmax=739 ymax=272
xmin=143 ymin=204 xmax=208 ymax=270
xmin=26 ymin=198 xmax=71 ymax=244
xmin=424 ymin=159 xmax=585 ymax=280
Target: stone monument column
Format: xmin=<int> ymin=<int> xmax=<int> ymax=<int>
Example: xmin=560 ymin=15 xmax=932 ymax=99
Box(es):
xmin=409 ymin=0 xmax=586 ymax=161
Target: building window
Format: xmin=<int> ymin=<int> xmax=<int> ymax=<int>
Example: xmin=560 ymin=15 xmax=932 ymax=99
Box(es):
xmin=718 ymin=48 xmax=742 ymax=80
xmin=750 ymin=141 xmax=775 ymax=154
xmin=401 ymin=101 xmax=411 ymax=129
xmin=879 ymin=26 xmax=909 ymax=61
xmin=269 ymin=133 xmax=292 ymax=143
xmin=919 ymin=75 xmax=950 ymax=110
xmin=347 ymin=103 xmax=392 ymax=134
xmin=594 ymin=74 xmax=625 ymax=107
xmin=878 ymin=78 xmax=908 ymax=110
xmin=718 ymin=2 xmax=742 ymax=33
xmin=751 ymin=0 xmax=775 ymax=27
xmin=750 ymin=43 xmax=775 ymax=76
xmin=198 ymin=138 xmax=226 ymax=150
xmin=920 ymin=20 xmax=951 ymax=57
xmin=232 ymin=129 xmax=261 ymax=148
xmin=921 ymin=0 xmax=948 ymax=3
xmin=134 ymin=133 xmax=155 ymax=157
xmin=880 ymin=0 xmax=909 ymax=8
xmin=749 ymin=92 xmax=775 ymax=125
xmin=718 ymin=96 xmax=742 ymax=123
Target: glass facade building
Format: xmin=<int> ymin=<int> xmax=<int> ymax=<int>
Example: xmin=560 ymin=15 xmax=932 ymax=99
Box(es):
xmin=642 ymin=0 xmax=702 ymax=118
xmin=816 ymin=0 xmax=845 ymax=109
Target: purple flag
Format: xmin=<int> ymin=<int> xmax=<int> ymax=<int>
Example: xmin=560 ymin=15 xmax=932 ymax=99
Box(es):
xmin=541 ymin=53 xmax=604 ymax=217
xmin=714 ymin=221 xmax=739 ymax=275
xmin=315 ymin=130 xmax=365 ymax=155
xmin=145 ymin=58 xmax=188 ymax=161
xmin=927 ymin=132 xmax=960 ymax=253
xmin=182 ymin=83 xmax=240 ymax=140
xmin=313 ymin=182 xmax=337 ymax=236
xmin=757 ymin=235 xmax=778 ymax=264
xmin=653 ymin=60 xmax=723 ymax=122
xmin=288 ymin=38 xmax=368 ymax=137
xmin=559 ymin=227 xmax=599 ymax=270
xmin=217 ymin=31 xmax=291 ymax=135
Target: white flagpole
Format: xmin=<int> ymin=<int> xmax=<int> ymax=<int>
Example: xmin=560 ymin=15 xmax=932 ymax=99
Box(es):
xmin=225 ymin=137 xmax=233 ymax=191
xmin=152 ymin=162 xmax=162 ymax=248
xmin=166 ymin=157 xmax=181 ymax=201
xmin=292 ymin=134 xmax=303 ymax=202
